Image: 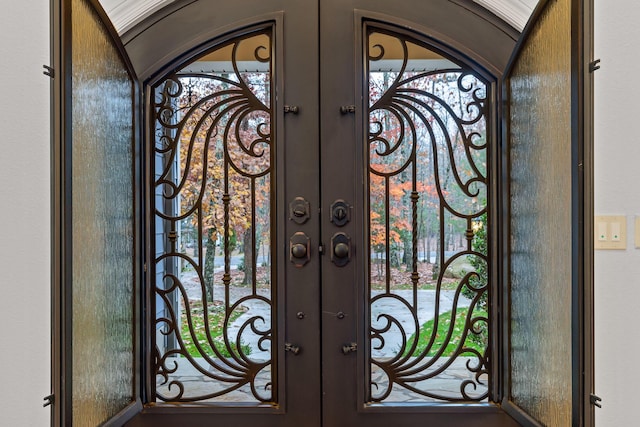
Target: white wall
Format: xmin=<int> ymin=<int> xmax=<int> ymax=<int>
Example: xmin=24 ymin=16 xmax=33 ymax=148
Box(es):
xmin=593 ymin=0 xmax=640 ymax=425
xmin=0 ymin=1 xmax=52 ymax=426
xmin=0 ymin=0 xmax=637 ymax=426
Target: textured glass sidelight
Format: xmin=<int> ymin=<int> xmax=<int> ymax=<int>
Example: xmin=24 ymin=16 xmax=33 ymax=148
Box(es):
xmin=367 ymin=29 xmax=490 ymax=403
xmin=152 ymin=31 xmax=275 ymax=403
xmin=70 ymin=0 xmax=135 ymax=424
xmin=509 ymin=0 xmax=573 ymax=424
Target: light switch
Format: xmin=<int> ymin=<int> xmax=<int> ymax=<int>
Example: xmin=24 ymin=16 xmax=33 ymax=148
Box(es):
xmin=635 ymin=217 xmax=640 ymax=249
xmin=597 ymin=222 xmax=607 ymax=241
xmin=594 ymin=215 xmax=627 ymax=250
xmin=611 ymin=222 xmax=621 ymax=241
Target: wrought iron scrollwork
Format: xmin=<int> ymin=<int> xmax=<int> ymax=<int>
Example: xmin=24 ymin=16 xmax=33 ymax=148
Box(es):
xmin=152 ymin=30 xmax=275 ymax=403
xmin=367 ymin=29 xmax=490 ymax=403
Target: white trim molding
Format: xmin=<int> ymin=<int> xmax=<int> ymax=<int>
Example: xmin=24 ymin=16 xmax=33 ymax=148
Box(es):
xmin=98 ymin=0 xmax=176 ymax=34
xmin=474 ymin=0 xmax=538 ymax=31
xmin=98 ymin=0 xmax=537 ymax=35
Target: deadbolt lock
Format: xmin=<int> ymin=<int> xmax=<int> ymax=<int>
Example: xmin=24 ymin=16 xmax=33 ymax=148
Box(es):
xmin=330 ymin=200 xmax=350 ymax=227
xmin=289 ymin=197 xmax=310 ymax=224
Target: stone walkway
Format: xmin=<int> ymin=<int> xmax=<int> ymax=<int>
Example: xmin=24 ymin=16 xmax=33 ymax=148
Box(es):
xmin=180 ymin=277 xmax=472 ymax=361
xmin=156 ymin=355 xmax=486 ymax=403
xmin=370 ymin=357 xmax=488 ymax=402
xmin=159 ymin=282 xmax=484 ymax=403
xmin=370 ymin=289 xmax=471 ymax=358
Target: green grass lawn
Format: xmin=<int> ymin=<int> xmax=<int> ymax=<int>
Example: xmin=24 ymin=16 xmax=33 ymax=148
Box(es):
xmin=403 ymin=307 xmax=488 ymax=357
xmin=180 ymin=300 xmax=252 ymax=358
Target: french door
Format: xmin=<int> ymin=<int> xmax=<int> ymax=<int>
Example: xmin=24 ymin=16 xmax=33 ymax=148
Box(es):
xmin=53 ymin=0 xmax=594 ymax=426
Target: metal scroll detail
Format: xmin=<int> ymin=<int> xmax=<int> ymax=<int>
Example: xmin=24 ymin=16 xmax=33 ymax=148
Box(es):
xmin=152 ymin=30 xmax=275 ymax=403
xmin=367 ymin=30 xmax=489 ymax=402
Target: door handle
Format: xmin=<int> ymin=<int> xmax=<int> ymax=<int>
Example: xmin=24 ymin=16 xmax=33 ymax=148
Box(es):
xmin=290 ymin=232 xmax=310 ymax=267
xmin=331 ymin=232 xmax=351 ymax=267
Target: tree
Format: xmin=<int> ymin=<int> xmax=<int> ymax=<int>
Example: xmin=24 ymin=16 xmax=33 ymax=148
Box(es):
xmin=368 ymin=64 xmax=488 ymax=287
xmin=158 ymin=66 xmax=272 ymax=300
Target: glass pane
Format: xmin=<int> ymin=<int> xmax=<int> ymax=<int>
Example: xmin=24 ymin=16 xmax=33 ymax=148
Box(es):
xmin=71 ymin=0 xmax=135 ymax=424
xmin=367 ymin=30 xmax=490 ymax=403
xmin=152 ymin=31 xmax=275 ymax=403
xmin=509 ymin=0 xmax=573 ymax=424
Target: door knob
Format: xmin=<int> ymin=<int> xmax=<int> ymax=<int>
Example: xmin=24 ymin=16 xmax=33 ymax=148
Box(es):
xmin=331 ymin=232 xmax=351 ymax=267
xmin=334 ymin=243 xmax=349 ymax=258
xmin=290 ymin=232 xmax=310 ymax=267
xmin=292 ymin=243 xmax=307 ymax=258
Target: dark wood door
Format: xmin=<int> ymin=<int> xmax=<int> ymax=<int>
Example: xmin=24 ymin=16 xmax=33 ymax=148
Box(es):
xmin=134 ymin=1 xmax=519 ymax=425
xmin=318 ymin=0 xmax=593 ymax=426
xmin=319 ymin=1 xmax=517 ymax=425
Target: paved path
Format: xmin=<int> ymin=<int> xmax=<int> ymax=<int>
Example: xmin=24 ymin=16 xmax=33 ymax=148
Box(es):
xmin=181 ymin=281 xmax=473 ymax=360
xmin=370 ymin=290 xmax=471 ymax=358
xmin=225 ymin=289 xmax=471 ymax=359
xmin=163 ymin=280 xmax=484 ymax=402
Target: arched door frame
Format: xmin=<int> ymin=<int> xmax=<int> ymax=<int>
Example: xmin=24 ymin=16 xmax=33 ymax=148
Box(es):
xmin=122 ymin=0 xmax=519 ymax=82
xmin=130 ymin=0 xmax=516 ymax=414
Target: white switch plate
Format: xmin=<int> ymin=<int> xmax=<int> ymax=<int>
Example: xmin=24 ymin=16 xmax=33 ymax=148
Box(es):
xmin=594 ymin=215 xmax=627 ymax=250
xmin=611 ymin=222 xmax=621 ymax=241
xmin=597 ymin=222 xmax=607 ymax=241
xmin=635 ymin=217 xmax=640 ymax=248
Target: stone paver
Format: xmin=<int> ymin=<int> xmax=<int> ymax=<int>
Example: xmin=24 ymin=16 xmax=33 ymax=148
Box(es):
xmin=370 ymin=290 xmax=471 ymax=358
xmin=159 ymin=283 xmax=483 ymax=403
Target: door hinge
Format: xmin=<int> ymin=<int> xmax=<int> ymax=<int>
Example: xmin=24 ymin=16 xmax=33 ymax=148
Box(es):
xmin=143 ymin=263 xmax=147 ymax=272
xmin=43 ymin=394 xmax=54 ymax=407
xmin=589 ymin=59 xmax=601 ymax=73
xmin=43 ymin=65 xmax=54 ymax=78
xmin=590 ymin=393 xmax=602 ymax=408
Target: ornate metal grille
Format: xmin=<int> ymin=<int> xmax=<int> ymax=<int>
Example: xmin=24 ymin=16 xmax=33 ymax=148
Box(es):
xmin=366 ymin=29 xmax=490 ymax=402
xmin=151 ymin=30 xmax=276 ymax=403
